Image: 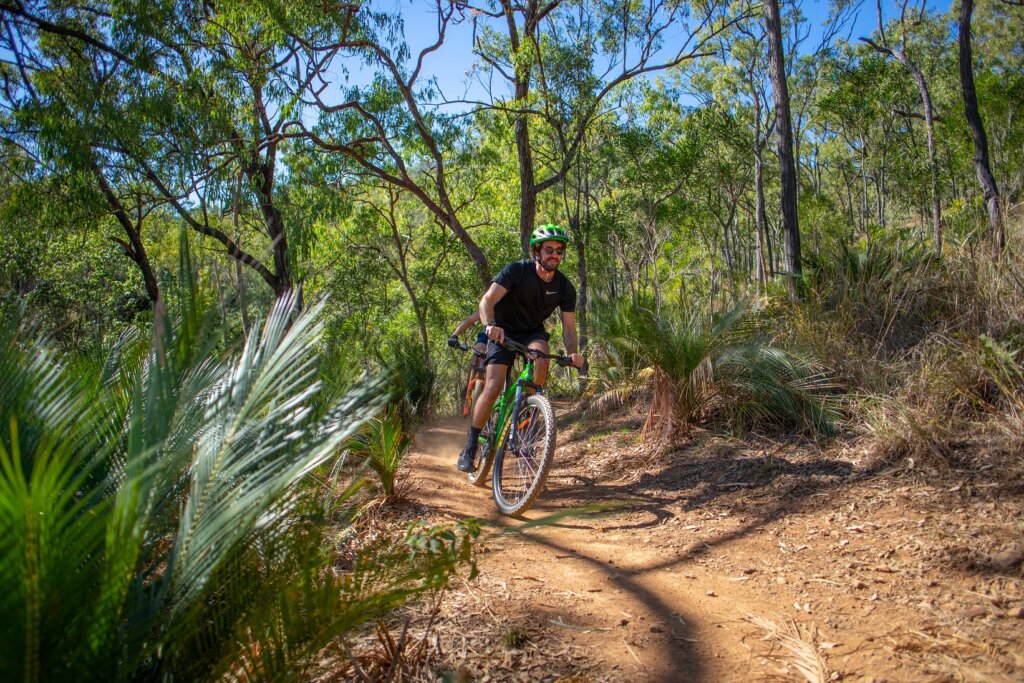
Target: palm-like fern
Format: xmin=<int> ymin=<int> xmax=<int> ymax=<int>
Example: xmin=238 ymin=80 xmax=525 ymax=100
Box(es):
xmin=0 ymin=287 xmax=473 ymax=682
xmin=348 ymin=407 xmax=413 ymax=500
xmin=588 ymin=298 xmax=839 ymax=440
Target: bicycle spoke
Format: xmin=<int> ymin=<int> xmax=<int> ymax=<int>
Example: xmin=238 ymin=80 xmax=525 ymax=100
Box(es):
xmin=498 ymin=403 xmax=548 ymax=505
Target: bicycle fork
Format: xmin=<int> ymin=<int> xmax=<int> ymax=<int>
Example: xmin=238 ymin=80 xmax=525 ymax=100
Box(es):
xmin=504 ymin=380 xmax=543 ymax=458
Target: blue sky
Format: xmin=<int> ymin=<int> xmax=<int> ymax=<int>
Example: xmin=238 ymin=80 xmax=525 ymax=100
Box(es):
xmin=384 ymin=0 xmax=952 ymax=102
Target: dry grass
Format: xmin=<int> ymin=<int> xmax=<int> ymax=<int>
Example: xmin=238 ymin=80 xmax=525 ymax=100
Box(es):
xmin=884 ymin=624 xmax=1023 ymax=683
xmin=740 ymin=612 xmax=830 ymax=683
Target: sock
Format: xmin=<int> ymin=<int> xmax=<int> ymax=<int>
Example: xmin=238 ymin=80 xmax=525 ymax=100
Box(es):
xmin=465 ymin=426 xmax=481 ymax=451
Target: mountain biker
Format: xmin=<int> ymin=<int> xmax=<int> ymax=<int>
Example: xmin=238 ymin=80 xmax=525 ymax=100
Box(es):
xmin=456 ymin=224 xmax=585 ymax=472
xmin=447 ymin=311 xmax=487 ymax=373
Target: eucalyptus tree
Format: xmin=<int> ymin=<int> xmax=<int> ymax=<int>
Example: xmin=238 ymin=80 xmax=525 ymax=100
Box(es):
xmin=958 ymin=0 xmax=1004 ymax=256
xmin=0 ymin=2 xmax=164 ymax=307
xmin=764 ymin=0 xmax=802 ymax=296
xmin=254 ymin=0 xmax=494 ymax=286
xmin=861 ymin=0 xmax=947 ymax=255
xmin=469 ymin=0 xmax=750 ymax=255
xmin=692 ymin=19 xmax=776 ymax=285
xmin=965 ymin=1 xmax=1024 ymax=203
xmin=122 ymin=0 xmax=311 ymax=299
xmin=815 ymin=46 xmax=908 ymax=237
xmin=0 ymin=0 xmax=310 ymax=304
xmin=343 ymin=183 xmax=456 ymax=360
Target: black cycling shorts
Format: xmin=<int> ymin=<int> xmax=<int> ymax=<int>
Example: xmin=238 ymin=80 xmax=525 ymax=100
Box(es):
xmin=484 ymin=329 xmax=549 ymax=367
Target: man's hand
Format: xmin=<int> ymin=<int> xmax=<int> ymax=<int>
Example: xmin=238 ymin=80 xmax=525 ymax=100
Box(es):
xmin=569 ymin=353 xmax=584 ymax=369
xmin=486 ymin=324 xmax=505 ymax=344
xmin=447 ymin=335 xmax=459 ymax=349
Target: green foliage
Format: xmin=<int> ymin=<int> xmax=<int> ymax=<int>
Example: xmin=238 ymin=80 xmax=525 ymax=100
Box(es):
xmin=0 ymin=277 xmax=476 ymax=681
xmin=380 ymin=333 xmax=437 ymax=427
xmin=2 ymin=0 xmax=1023 ymax=472
xmin=803 ymin=233 xmax=950 ymax=354
xmin=590 ymin=298 xmax=839 ymax=439
xmin=349 ymin=407 xmax=413 ymax=500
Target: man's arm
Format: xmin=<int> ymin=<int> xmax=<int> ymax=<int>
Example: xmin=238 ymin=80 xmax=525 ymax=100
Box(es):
xmin=451 ymin=310 xmax=481 ymax=337
xmin=560 ymin=311 xmax=584 ymax=368
xmin=480 ymin=282 xmax=508 ymax=343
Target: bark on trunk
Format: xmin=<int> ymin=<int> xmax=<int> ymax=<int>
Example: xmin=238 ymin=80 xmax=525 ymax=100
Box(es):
xmin=958 ymin=0 xmax=1004 ymax=257
xmin=905 ymin=65 xmax=943 ymax=255
xmin=754 ymin=150 xmax=769 ymax=284
xmin=251 ymin=147 xmax=293 ymax=298
xmin=232 ymin=174 xmax=250 ymax=335
xmin=516 ymin=112 xmax=538 ymax=257
xmin=765 ymin=0 xmax=802 ymax=298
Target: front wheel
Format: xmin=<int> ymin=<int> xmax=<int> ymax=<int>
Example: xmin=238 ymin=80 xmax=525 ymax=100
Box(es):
xmin=492 ymin=394 xmax=557 ymax=516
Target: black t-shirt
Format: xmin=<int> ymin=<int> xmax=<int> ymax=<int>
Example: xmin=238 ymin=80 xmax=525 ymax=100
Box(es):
xmin=492 ymin=259 xmax=577 ymax=334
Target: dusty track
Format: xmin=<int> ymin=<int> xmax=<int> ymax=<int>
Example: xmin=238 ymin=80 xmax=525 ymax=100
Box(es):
xmin=402 ymin=414 xmax=1024 ymax=682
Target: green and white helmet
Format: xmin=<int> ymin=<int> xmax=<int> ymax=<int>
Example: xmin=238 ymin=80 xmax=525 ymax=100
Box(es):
xmin=529 ymin=223 xmax=570 ymax=246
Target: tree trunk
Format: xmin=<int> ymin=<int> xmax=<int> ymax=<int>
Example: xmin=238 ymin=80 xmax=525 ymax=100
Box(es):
xmin=515 ymin=106 xmax=538 ymax=256
xmin=765 ymin=0 xmax=802 ymax=298
xmin=499 ymin=0 xmax=543 ymax=256
xmin=233 ymin=173 xmax=250 ymax=335
xmin=250 ymin=148 xmax=293 ymax=298
xmin=904 ymin=64 xmax=943 ymax=255
xmin=754 ymin=149 xmax=769 ymax=284
xmin=958 ymin=0 xmax=1004 ymax=257
xmin=92 ymin=165 xmax=159 ymax=307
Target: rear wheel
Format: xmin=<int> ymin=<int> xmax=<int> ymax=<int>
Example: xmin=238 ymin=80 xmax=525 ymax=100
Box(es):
xmin=465 ymin=377 xmax=484 ymax=418
xmin=492 ymin=394 xmax=556 ymax=515
xmin=467 ymin=406 xmax=499 ymax=487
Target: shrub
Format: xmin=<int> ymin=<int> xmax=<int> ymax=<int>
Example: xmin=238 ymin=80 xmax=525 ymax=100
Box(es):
xmin=349 ymin=406 xmax=413 ymax=501
xmin=380 ymin=333 xmax=436 ymax=426
xmin=589 ymin=298 xmax=839 ymax=441
xmin=0 ymin=291 xmax=475 ymax=682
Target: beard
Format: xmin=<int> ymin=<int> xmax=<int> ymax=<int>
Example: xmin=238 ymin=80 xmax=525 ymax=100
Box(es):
xmin=538 ymin=257 xmax=559 ymax=272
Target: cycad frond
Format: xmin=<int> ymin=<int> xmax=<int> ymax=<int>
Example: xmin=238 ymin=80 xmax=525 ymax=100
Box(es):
xmin=591 ymin=297 xmax=839 ymax=440
xmin=0 ymin=285 xmax=474 ymax=682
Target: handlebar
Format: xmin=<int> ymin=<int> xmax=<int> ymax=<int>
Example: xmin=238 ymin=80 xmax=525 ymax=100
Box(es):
xmin=501 ymin=338 xmax=589 ymax=376
xmin=450 ymin=335 xmax=588 ymax=376
xmin=453 ymin=341 xmax=485 ymax=357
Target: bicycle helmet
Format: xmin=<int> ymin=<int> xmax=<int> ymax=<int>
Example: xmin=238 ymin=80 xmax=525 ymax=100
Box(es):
xmin=529 ymin=223 xmax=570 ymax=246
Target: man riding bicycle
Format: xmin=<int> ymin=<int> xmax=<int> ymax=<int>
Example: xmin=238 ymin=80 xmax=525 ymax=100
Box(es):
xmin=456 ymin=224 xmax=585 ymax=472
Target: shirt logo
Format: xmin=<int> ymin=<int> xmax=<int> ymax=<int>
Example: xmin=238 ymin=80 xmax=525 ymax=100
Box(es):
xmin=545 ymin=289 xmax=557 ymax=295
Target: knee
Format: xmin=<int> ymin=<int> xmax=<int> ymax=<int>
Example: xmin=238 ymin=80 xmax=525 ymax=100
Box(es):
xmin=481 ymin=379 xmax=502 ymax=399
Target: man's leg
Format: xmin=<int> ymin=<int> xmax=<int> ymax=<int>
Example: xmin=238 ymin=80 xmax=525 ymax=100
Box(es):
xmin=527 ymin=338 xmax=551 ymax=391
xmin=458 ymin=362 xmax=508 ymax=472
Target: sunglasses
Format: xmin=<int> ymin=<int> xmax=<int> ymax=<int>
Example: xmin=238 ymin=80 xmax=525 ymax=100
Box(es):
xmin=542 ymin=246 xmax=565 ymax=256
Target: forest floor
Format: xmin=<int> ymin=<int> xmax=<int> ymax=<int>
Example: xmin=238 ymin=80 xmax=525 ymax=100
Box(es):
xmin=326 ymin=407 xmax=1024 ymax=682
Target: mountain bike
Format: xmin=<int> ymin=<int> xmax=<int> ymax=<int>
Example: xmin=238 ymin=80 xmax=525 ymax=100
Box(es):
xmin=465 ymin=339 xmax=585 ymax=516
xmin=454 ymin=342 xmax=486 ymax=418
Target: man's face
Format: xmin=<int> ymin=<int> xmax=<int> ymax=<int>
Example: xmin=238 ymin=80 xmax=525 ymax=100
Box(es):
xmin=536 ymin=240 xmax=566 ymax=271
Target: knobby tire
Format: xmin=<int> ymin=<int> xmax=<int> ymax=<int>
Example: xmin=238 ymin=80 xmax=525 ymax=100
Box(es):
xmin=491 ymin=394 xmax=556 ymax=516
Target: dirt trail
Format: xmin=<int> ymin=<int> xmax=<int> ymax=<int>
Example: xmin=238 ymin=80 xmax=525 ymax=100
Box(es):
xmin=408 ymin=418 xmax=788 ymax=682
xmin=405 ymin=416 xmax=1024 ymax=682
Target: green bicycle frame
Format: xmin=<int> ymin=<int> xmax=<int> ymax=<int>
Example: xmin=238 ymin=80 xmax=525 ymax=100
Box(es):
xmin=479 ymin=356 xmax=541 ymax=453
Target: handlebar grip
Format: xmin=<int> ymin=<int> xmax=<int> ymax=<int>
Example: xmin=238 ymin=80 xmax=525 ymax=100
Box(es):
xmin=555 ymin=357 xmax=588 ymax=376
